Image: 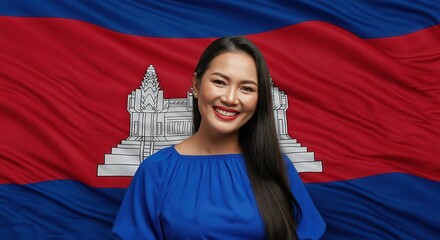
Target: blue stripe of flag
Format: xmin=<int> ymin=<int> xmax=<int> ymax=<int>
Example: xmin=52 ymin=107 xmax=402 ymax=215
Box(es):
xmin=1 ymin=174 xmax=439 ymax=239
xmin=0 ymin=0 xmax=439 ymax=38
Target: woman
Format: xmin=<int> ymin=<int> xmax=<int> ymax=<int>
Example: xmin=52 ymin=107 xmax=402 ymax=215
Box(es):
xmin=113 ymin=36 xmax=325 ymax=239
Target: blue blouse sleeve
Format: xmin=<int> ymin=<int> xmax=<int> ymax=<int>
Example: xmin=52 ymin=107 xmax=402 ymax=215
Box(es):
xmin=112 ymin=159 xmax=165 ymax=240
xmin=284 ymin=157 xmax=326 ymax=240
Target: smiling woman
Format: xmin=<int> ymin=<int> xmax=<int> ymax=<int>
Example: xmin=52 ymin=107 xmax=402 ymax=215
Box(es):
xmin=192 ymin=52 xmax=258 ymax=142
xmin=112 ymin=36 xmax=326 ymax=240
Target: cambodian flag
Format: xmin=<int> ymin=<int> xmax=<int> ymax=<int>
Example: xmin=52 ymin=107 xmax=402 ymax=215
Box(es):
xmin=1 ymin=0 xmax=439 ymax=239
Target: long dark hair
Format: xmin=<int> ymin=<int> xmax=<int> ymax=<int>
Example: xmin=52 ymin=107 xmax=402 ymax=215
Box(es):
xmin=192 ymin=36 xmax=302 ymax=239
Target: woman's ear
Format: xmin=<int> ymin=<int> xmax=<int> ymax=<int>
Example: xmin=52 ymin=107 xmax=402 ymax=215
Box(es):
xmin=192 ymin=72 xmax=199 ymax=98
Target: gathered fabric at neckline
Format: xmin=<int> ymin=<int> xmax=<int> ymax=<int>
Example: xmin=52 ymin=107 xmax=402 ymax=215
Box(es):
xmin=171 ymin=145 xmax=244 ymax=160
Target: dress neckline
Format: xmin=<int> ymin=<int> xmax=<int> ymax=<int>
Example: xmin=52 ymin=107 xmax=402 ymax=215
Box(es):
xmin=171 ymin=145 xmax=243 ymax=159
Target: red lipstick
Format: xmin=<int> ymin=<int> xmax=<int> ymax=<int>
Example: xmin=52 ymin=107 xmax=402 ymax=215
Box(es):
xmin=213 ymin=106 xmax=239 ymax=121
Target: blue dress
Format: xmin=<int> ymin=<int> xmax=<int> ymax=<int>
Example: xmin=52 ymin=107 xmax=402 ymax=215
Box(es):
xmin=113 ymin=146 xmax=325 ymax=239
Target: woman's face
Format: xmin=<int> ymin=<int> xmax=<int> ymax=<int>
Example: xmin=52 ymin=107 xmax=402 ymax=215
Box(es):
xmin=194 ymin=51 xmax=258 ymax=137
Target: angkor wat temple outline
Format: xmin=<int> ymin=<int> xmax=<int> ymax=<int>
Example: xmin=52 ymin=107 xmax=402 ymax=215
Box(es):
xmin=97 ymin=65 xmax=323 ymax=176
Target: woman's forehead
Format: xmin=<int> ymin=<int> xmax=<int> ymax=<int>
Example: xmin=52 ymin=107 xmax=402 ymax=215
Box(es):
xmin=204 ymin=52 xmax=257 ymax=81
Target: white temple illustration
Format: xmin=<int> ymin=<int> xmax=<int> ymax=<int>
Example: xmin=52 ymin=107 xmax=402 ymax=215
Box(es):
xmin=97 ymin=65 xmax=323 ymax=176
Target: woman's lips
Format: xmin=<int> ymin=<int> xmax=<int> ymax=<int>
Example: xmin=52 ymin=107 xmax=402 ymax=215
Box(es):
xmin=214 ymin=106 xmax=239 ymax=120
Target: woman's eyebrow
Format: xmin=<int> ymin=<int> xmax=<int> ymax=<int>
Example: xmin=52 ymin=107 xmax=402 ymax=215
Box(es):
xmin=241 ymin=80 xmax=258 ymax=86
xmin=211 ymin=72 xmax=230 ymax=80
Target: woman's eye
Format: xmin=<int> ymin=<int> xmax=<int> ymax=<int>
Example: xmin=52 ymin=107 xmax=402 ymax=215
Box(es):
xmin=213 ymin=80 xmax=225 ymax=85
xmin=241 ymin=86 xmax=255 ymax=92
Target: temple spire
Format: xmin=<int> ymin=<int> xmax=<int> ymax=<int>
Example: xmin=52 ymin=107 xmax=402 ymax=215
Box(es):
xmin=140 ymin=65 xmax=160 ymax=112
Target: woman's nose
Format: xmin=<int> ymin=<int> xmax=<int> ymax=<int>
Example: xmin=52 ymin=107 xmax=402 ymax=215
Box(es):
xmin=220 ymin=89 xmax=239 ymax=106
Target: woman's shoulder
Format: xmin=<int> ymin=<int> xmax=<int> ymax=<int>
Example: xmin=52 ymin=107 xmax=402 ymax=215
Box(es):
xmin=137 ymin=145 xmax=178 ymax=171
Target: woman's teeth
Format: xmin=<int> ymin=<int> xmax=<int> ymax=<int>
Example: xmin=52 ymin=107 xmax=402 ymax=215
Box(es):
xmin=215 ymin=108 xmax=238 ymax=117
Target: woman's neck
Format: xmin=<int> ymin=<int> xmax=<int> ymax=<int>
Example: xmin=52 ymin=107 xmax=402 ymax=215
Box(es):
xmin=176 ymin=129 xmax=241 ymax=155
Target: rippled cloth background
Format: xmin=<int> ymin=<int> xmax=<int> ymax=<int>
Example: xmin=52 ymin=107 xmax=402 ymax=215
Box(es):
xmin=1 ymin=0 xmax=439 ymax=239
